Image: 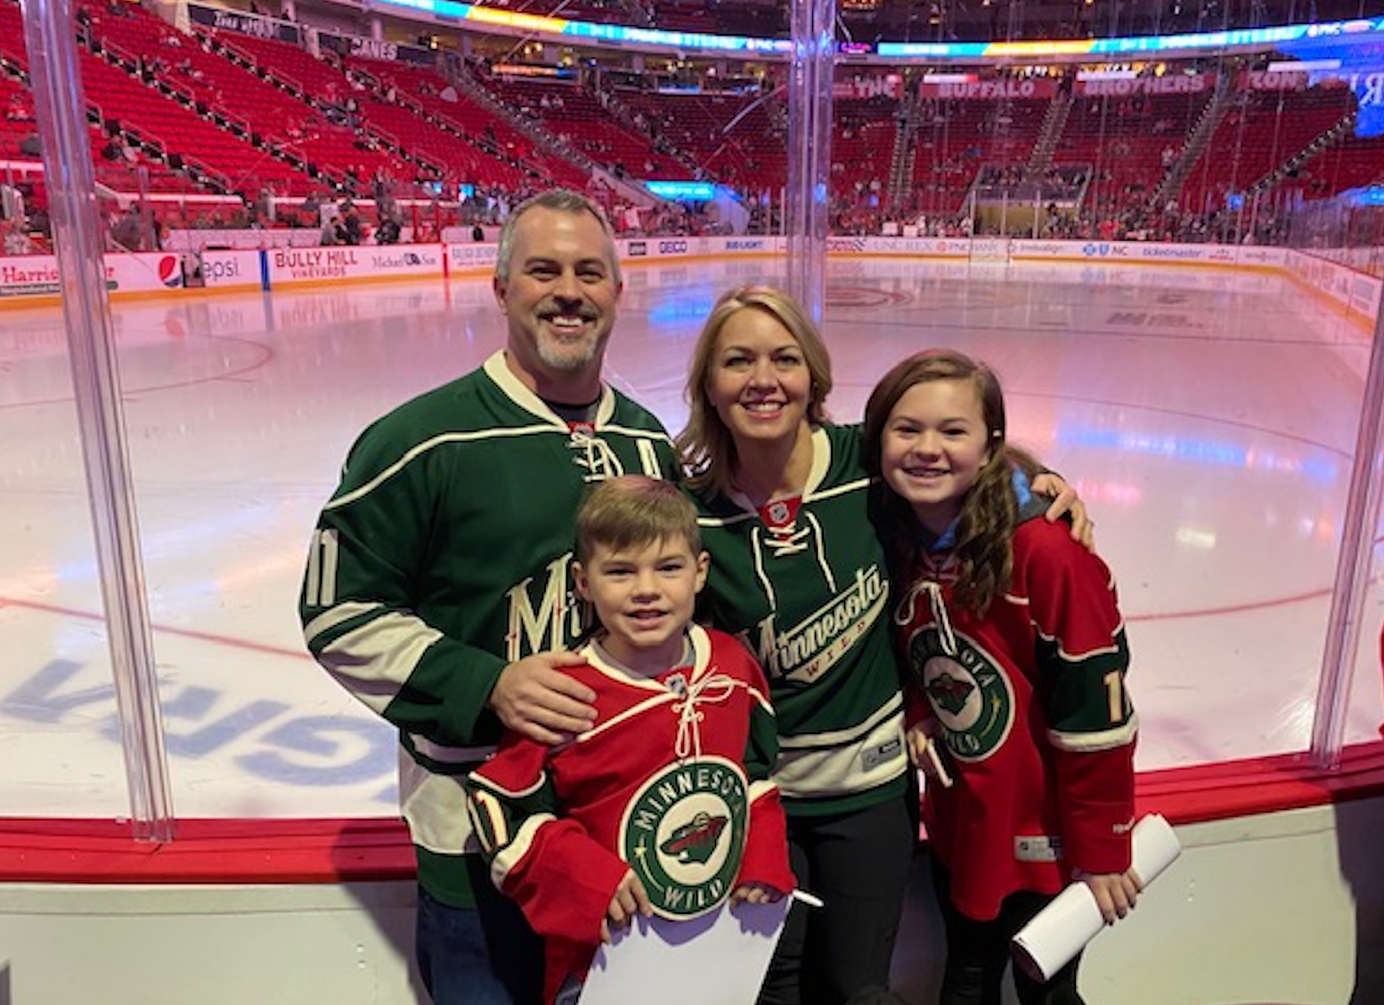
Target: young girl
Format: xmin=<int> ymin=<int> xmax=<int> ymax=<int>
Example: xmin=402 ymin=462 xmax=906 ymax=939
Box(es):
xmin=862 ymin=349 xmax=1140 ymax=1005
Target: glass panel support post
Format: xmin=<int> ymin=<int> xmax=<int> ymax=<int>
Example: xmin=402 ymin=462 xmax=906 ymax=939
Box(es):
xmin=21 ymin=0 xmax=175 ymax=838
xmin=785 ymin=0 xmax=836 ymax=326
xmin=1312 ymin=283 xmax=1384 ymax=769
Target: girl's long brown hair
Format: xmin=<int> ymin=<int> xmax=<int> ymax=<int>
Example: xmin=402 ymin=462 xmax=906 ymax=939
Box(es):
xmin=863 ymin=349 xmax=1039 ymax=615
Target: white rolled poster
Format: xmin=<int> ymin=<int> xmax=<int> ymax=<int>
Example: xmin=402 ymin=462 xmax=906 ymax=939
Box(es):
xmin=1010 ymin=813 xmax=1182 ymax=982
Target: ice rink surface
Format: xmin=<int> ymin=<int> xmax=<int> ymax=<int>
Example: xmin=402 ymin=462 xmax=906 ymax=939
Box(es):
xmin=3 ymin=255 xmax=1382 ymax=819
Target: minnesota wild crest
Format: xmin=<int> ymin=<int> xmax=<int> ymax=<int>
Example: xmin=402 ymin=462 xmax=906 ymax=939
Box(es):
xmin=619 ymin=756 xmax=749 ymax=919
xmin=907 ymin=626 xmax=1016 ymax=762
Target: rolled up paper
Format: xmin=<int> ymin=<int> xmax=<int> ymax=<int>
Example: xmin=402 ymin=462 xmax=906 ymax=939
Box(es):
xmin=1011 ymin=813 xmax=1181 ymax=982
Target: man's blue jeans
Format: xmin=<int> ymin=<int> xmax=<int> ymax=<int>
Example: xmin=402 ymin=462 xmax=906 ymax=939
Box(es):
xmin=415 ymin=877 xmax=543 ymax=1005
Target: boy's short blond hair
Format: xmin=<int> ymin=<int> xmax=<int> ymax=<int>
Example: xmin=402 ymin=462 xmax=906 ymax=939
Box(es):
xmin=575 ymin=476 xmax=701 ymax=564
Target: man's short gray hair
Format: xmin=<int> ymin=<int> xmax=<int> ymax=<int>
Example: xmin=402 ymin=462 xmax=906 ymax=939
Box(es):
xmin=494 ymin=189 xmax=622 ymax=286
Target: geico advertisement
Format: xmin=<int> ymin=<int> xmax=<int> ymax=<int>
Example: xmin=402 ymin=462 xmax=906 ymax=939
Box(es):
xmin=201 ymin=250 xmax=265 ymax=290
xmin=269 ymin=245 xmax=443 ymax=284
xmin=617 ymin=237 xmax=711 ymax=260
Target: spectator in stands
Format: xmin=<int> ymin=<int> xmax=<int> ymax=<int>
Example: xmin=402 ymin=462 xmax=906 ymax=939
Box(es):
xmin=1 ymin=181 xmax=25 ymax=223
xmin=3 ymin=217 xmax=33 ymax=256
xmin=376 ymin=215 xmax=401 ymax=245
xmin=5 ymin=93 xmax=33 ymax=123
xmin=19 ymin=133 xmax=42 ymax=158
xmin=111 ymin=203 xmax=144 ymax=250
xmin=338 ymin=200 xmax=362 ymax=245
xmin=255 ymin=186 xmax=276 ymax=226
xmin=102 ymin=133 xmax=129 ymax=164
xmin=371 ymin=167 xmax=391 ymax=205
xmin=28 ymin=207 xmax=50 ymax=241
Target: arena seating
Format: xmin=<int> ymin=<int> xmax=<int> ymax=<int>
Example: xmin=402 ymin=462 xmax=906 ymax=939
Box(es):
xmin=912 ymin=95 xmax=1050 ymax=215
xmin=614 ymin=86 xmax=787 ymax=192
xmin=1180 ymin=84 xmax=1355 ymax=211
xmin=462 ymin=72 xmax=682 ymax=182
xmin=1054 ymin=90 xmax=1207 ymax=210
xmin=1 ymin=0 xmax=1379 ymax=243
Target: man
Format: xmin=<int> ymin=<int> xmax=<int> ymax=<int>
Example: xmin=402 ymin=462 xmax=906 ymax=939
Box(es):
xmin=300 ymin=190 xmax=679 ymax=1005
xmin=112 ymin=203 xmax=144 ymax=251
xmin=338 ymin=200 xmax=363 ymax=245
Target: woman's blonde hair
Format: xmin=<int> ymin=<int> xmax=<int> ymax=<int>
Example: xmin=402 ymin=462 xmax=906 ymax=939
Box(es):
xmin=862 ymin=348 xmax=1039 ymax=614
xmin=676 ymin=285 xmax=833 ymax=497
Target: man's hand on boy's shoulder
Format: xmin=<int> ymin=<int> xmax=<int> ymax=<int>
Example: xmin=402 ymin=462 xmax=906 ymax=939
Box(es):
xmin=488 ymin=651 xmax=597 ymax=744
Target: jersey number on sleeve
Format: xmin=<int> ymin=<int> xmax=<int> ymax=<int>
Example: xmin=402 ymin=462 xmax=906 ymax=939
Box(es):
xmin=468 ymin=786 xmax=511 ymax=855
xmin=304 ymin=529 xmax=339 ymax=607
xmin=1103 ymin=670 xmax=1125 ymax=724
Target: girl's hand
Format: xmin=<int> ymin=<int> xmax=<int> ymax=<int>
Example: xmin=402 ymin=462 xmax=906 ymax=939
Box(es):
xmin=1074 ymin=867 xmax=1143 ymax=925
xmin=906 ymin=720 xmax=953 ymax=788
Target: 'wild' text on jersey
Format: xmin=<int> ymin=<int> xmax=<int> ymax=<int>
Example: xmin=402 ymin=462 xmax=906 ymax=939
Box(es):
xmin=749 ymin=564 xmax=888 ymax=684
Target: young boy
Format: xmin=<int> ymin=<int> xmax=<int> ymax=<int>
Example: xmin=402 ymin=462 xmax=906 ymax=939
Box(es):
xmin=466 ymin=475 xmax=795 ymax=1005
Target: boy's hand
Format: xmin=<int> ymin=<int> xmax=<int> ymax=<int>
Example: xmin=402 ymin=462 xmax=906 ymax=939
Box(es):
xmin=1031 ymin=472 xmax=1095 ymax=551
xmin=488 ymin=651 xmax=597 ymax=744
xmin=730 ymin=882 xmax=785 ymax=906
xmin=600 ymin=870 xmax=652 ymax=943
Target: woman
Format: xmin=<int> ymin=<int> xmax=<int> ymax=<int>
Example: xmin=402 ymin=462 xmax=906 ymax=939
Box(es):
xmin=676 ymin=286 xmax=1088 ymax=1005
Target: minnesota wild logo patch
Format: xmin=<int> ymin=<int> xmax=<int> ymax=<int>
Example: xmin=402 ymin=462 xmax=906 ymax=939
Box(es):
xmin=620 ymin=756 xmax=749 ymax=919
xmin=908 ymin=626 xmax=1015 ymax=762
